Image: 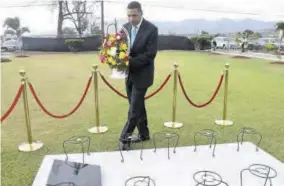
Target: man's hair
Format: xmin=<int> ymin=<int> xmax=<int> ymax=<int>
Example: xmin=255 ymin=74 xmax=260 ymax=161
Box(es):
xmin=127 ymin=1 xmax=142 ymax=12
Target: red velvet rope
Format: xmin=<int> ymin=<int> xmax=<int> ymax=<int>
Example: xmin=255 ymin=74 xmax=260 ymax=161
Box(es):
xmin=145 ymin=74 xmax=172 ymax=100
xmin=1 ymin=84 xmax=24 ymax=122
xmin=99 ymin=74 xmax=128 ymax=99
xmin=28 ymin=75 xmax=92 ymax=119
xmin=99 ymin=72 xmax=172 ymax=100
xmin=178 ymin=72 xmax=224 ymax=108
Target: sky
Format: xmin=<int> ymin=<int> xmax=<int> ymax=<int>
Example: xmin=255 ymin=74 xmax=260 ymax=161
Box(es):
xmin=0 ymin=0 xmax=284 ymax=35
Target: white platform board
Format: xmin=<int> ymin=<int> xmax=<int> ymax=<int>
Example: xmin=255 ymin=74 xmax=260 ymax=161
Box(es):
xmin=33 ymin=142 xmax=284 ymax=186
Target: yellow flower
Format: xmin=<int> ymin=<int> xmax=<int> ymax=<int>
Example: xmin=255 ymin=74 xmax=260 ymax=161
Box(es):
xmin=100 ymin=50 xmax=106 ymax=55
xmin=109 ymin=35 xmax=116 ymax=41
xmin=125 ymin=61 xmax=129 ymax=66
xmin=119 ymin=51 xmax=126 ymax=59
xmin=120 ymin=43 xmax=127 ymax=50
xmin=108 ymin=57 xmax=116 ymax=65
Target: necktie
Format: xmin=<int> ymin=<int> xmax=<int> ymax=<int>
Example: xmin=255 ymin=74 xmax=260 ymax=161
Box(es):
xmin=131 ymin=26 xmax=137 ymax=48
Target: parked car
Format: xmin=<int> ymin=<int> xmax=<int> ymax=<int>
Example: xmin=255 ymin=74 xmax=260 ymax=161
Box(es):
xmin=212 ymin=36 xmax=239 ymax=49
xmin=1 ymin=39 xmax=22 ymax=52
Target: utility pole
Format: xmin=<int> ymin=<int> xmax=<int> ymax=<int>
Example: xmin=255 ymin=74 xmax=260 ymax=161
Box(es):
xmin=101 ymin=0 xmax=105 ymax=40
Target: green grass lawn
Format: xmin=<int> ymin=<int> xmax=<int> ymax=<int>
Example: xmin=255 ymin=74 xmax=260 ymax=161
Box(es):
xmin=1 ymin=51 xmax=284 ymax=185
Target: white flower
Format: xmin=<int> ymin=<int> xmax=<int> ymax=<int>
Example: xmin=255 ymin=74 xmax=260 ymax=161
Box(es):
xmin=116 ymin=35 xmax=121 ymax=40
xmin=110 ymin=47 xmax=117 ymax=57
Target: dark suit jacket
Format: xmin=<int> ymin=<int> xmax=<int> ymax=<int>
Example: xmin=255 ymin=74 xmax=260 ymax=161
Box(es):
xmin=123 ymin=19 xmax=158 ymax=89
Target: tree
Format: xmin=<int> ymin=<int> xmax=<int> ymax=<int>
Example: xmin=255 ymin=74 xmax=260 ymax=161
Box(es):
xmin=251 ymin=32 xmax=262 ymax=40
xmin=2 ymin=17 xmax=30 ymax=56
xmin=243 ymin=30 xmax=254 ymax=40
xmin=49 ymin=1 xmax=98 ymax=38
xmin=63 ymin=1 xmax=92 ymax=37
xmin=275 ymin=21 xmax=284 ymax=51
xmin=233 ymin=32 xmax=243 ymax=44
xmin=63 ymin=27 xmax=77 ymax=37
xmin=233 ymin=30 xmax=261 ymax=42
xmin=57 ymin=1 xmax=64 ymax=38
xmin=90 ymin=25 xmax=101 ymax=35
xmin=4 ymin=29 xmax=15 ymax=36
xmin=49 ymin=1 xmax=67 ymax=38
xmin=3 ymin=17 xmax=30 ymax=38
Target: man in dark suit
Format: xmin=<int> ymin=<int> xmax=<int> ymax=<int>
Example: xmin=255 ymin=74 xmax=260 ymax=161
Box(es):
xmin=119 ymin=1 xmax=158 ymax=150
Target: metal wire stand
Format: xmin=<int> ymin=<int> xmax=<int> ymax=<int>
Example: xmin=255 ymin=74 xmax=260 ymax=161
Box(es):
xmin=236 ymin=127 xmax=262 ymax=152
xmin=125 ymin=176 xmax=155 ymax=186
xmin=63 ymin=136 xmax=91 ymax=169
xmin=152 ymin=131 xmax=179 ymax=160
xmin=193 ymin=170 xmax=228 ymax=186
xmin=194 ymin=129 xmax=217 ymax=157
xmin=240 ymin=164 xmax=277 ymax=186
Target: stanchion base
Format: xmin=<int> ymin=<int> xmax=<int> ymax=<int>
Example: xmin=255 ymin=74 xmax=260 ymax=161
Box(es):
xmin=88 ymin=126 xmax=109 ymax=134
xmin=164 ymin=121 xmax=183 ymax=128
xmin=215 ymin=120 xmax=233 ymax=126
xmin=18 ymin=141 xmax=44 ymax=152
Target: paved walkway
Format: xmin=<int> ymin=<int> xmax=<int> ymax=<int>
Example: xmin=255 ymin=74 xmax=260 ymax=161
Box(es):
xmin=213 ymin=50 xmax=284 ymax=62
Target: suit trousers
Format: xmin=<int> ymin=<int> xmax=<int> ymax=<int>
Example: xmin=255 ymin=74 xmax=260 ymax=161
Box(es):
xmin=120 ymin=79 xmax=149 ymax=142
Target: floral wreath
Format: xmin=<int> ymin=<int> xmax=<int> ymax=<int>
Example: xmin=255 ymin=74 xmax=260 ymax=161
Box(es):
xmin=99 ymin=26 xmax=130 ymax=71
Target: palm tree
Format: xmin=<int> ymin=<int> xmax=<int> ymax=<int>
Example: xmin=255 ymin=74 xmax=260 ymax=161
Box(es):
xmin=3 ymin=17 xmax=30 ymax=56
xmin=275 ymin=21 xmax=284 ymax=51
xmin=3 ymin=17 xmax=30 ymax=38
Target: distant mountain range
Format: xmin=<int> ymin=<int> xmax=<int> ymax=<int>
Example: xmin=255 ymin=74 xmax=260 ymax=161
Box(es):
xmin=15 ymin=18 xmax=278 ymax=38
xmin=111 ymin=18 xmax=278 ymax=36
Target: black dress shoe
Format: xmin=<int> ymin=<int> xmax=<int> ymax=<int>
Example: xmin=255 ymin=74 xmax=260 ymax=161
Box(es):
xmin=131 ymin=136 xmax=150 ymax=143
xmin=119 ymin=142 xmax=131 ymax=151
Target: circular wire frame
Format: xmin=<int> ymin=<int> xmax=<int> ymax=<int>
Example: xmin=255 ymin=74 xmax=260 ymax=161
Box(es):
xmin=249 ymin=164 xmax=277 ymax=178
xmin=125 ymin=176 xmax=156 ymax=186
xmin=236 ymin=127 xmax=262 ymax=152
xmin=152 ymin=131 xmax=180 ymax=160
xmin=194 ymin=129 xmax=217 ymax=157
xmin=240 ymin=164 xmax=277 ymax=186
xmin=63 ymin=136 xmax=91 ymax=168
xmin=193 ymin=171 xmax=228 ymax=186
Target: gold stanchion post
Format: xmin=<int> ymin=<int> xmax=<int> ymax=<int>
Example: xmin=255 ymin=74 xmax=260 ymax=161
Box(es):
xmin=215 ymin=63 xmax=233 ymax=126
xmin=164 ymin=63 xmax=183 ymax=128
xmin=18 ymin=70 xmax=44 ymax=152
xmin=88 ymin=64 xmax=109 ymax=133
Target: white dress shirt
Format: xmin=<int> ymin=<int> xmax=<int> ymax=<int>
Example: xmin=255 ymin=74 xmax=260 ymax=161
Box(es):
xmin=131 ymin=17 xmax=143 ymax=44
xmin=132 ymin=17 xmax=143 ymax=34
